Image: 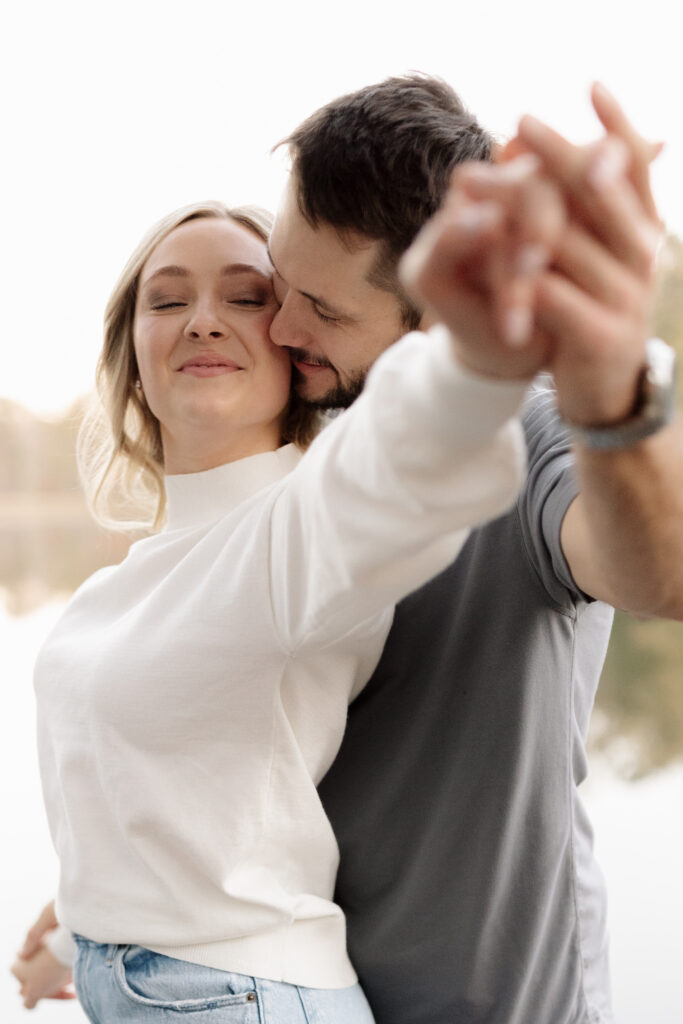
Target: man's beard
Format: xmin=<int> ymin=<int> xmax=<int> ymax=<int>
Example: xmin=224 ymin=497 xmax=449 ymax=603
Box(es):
xmin=289 ymin=352 xmax=367 ymax=410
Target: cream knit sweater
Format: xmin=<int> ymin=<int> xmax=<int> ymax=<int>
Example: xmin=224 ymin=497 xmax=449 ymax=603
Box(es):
xmin=37 ymin=327 xmax=527 ymax=987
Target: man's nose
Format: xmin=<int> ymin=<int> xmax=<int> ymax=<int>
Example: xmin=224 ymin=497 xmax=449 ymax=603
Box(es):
xmin=270 ymin=291 xmax=301 ymax=348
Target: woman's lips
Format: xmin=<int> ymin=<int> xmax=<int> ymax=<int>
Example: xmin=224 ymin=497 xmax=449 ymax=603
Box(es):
xmin=178 ymin=354 xmax=242 ymax=377
xmin=179 ymin=364 xmax=241 ymax=377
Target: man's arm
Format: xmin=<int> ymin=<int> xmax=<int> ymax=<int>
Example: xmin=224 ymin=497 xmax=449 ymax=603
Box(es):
xmin=518 ymin=89 xmax=683 ymax=619
xmin=401 ymin=86 xmax=683 ymax=620
xmin=561 ymin=431 xmax=683 ymax=617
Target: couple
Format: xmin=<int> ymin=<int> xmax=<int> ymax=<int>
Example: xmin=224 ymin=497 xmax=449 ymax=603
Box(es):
xmin=13 ymin=74 xmax=682 ymax=1024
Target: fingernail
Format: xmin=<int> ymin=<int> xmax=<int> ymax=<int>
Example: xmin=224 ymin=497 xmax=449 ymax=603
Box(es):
xmin=498 ymin=153 xmax=541 ymax=182
xmin=592 ymin=81 xmax=616 ymax=105
xmin=518 ymin=114 xmax=548 ymax=144
xmin=504 ymin=306 xmax=533 ymax=347
xmin=456 ymin=201 xmax=502 ymax=231
xmin=515 ymin=243 xmax=549 ymax=277
xmin=588 ymin=137 xmax=628 ymax=189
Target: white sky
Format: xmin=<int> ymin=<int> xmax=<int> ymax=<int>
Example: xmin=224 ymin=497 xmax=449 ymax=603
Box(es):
xmin=3 ymin=0 xmax=682 ymax=415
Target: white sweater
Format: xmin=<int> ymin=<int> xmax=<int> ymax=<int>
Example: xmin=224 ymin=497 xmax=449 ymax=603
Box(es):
xmin=36 ymin=326 xmax=527 ymax=987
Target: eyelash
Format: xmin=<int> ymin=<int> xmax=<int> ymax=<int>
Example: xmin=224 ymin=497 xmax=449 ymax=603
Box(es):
xmin=151 ymin=298 xmax=266 ymax=311
xmin=313 ymin=307 xmax=338 ymax=325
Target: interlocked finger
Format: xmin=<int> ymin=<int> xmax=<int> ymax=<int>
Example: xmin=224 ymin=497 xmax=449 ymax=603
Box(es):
xmin=517 ymin=116 xmax=661 ymax=278
xmin=590 ymin=81 xmax=662 ymax=220
xmin=456 ymin=156 xmax=565 ymax=345
xmin=550 ymin=220 xmax=645 ymax=315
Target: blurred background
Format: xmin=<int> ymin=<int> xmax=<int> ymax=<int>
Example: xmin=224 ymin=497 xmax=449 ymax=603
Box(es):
xmin=2 ymin=1 xmax=682 ymax=1020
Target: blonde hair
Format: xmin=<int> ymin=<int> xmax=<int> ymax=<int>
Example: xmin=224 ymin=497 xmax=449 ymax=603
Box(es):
xmin=78 ymin=201 xmax=319 ymax=533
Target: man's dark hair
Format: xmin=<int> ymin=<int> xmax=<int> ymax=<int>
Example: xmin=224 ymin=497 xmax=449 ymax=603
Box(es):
xmin=279 ymin=72 xmax=494 ymax=329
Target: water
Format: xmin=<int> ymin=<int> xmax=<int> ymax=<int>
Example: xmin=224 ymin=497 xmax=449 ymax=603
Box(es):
xmin=1 ymin=601 xmax=681 ymax=1023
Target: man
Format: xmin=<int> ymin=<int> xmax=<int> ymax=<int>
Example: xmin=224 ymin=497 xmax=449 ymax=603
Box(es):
xmin=265 ymin=75 xmax=682 ymax=1024
xmin=14 ymin=77 xmax=682 ymax=1022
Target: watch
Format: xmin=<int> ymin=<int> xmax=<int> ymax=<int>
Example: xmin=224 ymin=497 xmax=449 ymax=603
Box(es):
xmin=569 ymin=338 xmax=678 ymax=451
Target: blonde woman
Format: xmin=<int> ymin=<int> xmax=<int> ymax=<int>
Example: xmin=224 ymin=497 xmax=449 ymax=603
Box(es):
xmin=14 ymin=200 xmax=527 ymax=1023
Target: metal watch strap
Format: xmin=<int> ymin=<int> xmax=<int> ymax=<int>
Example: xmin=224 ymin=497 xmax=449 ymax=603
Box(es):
xmin=569 ymin=338 xmax=678 ymax=451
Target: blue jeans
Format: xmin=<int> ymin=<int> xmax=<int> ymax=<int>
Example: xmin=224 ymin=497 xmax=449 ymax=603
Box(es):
xmin=72 ymin=935 xmax=375 ymax=1023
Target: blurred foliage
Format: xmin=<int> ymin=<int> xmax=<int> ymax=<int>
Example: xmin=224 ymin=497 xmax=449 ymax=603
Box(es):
xmin=1 ymin=238 xmax=683 ymax=777
xmin=594 ymin=610 xmax=683 ymax=778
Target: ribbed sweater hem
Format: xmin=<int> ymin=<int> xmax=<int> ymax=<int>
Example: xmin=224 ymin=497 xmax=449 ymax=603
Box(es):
xmin=144 ymin=917 xmax=357 ymax=989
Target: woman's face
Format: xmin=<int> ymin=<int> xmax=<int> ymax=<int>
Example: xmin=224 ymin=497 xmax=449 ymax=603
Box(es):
xmin=133 ymin=217 xmax=291 ymax=474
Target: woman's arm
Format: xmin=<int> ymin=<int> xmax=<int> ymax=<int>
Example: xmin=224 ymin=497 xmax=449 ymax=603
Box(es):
xmin=270 ymin=325 xmax=528 ymax=650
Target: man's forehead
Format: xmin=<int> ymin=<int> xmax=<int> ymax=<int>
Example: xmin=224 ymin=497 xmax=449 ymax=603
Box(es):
xmin=267 ymin=240 xmax=350 ymax=319
xmin=270 ymin=184 xmax=382 ymax=307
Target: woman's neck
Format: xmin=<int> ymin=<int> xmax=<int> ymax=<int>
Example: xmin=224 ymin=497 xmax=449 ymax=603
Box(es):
xmin=162 ymin=423 xmax=283 ymax=475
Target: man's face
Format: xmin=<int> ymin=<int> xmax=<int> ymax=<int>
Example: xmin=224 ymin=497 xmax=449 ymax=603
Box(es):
xmin=268 ymin=178 xmax=407 ymax=408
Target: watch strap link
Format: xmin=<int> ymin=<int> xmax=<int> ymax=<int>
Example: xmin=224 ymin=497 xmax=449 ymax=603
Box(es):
xmin=569 ymin=338 xmax=678 ymax=451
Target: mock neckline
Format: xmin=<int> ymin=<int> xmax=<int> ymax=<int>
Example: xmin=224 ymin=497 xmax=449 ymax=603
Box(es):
xmin=164 ymin=444 xmax=302 ymax=531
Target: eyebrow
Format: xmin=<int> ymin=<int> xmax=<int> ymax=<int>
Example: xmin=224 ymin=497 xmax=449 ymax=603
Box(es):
xmin=266 ymin=244 xmax=350 ymax=320
xmin=142 ymin=263 xmax=271 ymax=286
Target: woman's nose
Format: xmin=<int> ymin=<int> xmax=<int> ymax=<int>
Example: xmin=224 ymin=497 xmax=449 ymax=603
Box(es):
xmin=184 ymin=301 xmax=226 ymax=341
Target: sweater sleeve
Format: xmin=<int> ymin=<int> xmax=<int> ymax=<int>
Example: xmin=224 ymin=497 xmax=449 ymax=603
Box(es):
xmin=270 ymin=324 xmax=528 ymax=651
xmin=45 ymin=924 xmax=76 ymax=967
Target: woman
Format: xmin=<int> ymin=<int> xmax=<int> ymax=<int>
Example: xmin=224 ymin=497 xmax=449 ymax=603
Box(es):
xmin=13 ymin=200 xmax=526 ymax=1022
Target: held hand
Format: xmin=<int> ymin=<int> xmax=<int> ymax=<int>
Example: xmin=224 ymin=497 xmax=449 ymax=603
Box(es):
xmin=18 ymin=900 xmax=59 ymax=959
xmin=10 ymin=947 xmax=75 ymax=1010
xmin=513 ymin=87 xmax=664 ymax=424
xmin=400 ymin=155 xmax=565 ymax=381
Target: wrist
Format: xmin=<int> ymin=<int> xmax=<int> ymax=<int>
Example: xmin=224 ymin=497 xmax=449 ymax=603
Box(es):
xmin=564 ymin=339 xmax=678 ymax=451
xmin=450 ymin=337 xmax=540 ymax=384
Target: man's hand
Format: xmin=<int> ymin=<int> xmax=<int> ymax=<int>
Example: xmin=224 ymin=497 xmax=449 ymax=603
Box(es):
xmin=17 ymin=900 xmax=59 ymax=960
xmin=400 ymin=83 xmax=663 ymax=409
xmin=11 ymin=947 xmax=75 ymax=1010
xmin=514 ymin=83 xmax=663 ymax=425
xmin=10 ymin=901 xmax=75 ymax=1009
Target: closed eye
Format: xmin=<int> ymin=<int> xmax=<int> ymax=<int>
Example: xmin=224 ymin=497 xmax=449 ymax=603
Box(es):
xmin=313 ymin=306 xmax=339 ymax=325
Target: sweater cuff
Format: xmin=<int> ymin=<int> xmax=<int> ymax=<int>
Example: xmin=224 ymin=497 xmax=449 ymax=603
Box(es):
xmin=427 ymin=324 xmax=530 ymax=433
xmin=45 ymin=925 xmax=76 ymax=967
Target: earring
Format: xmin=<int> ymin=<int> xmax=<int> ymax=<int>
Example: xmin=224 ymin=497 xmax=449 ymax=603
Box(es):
xmin=134 ymin=379 xmax=142 ymax=390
